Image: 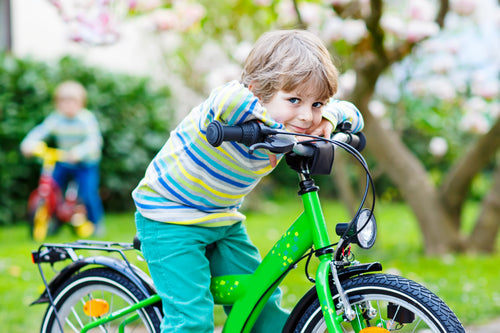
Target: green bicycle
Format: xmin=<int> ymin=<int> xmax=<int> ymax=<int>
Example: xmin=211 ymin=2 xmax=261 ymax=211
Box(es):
xmin=31 ymin=120 xmax=465 ymax=332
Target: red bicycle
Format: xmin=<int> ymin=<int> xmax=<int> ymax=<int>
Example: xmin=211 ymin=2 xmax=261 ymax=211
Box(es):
xmin=28 ymin=142 xmax=94 ymax=241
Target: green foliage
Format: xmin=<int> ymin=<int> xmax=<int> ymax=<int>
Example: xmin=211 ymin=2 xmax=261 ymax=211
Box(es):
xmin=0 ymin=53 xmax=173 ymax=224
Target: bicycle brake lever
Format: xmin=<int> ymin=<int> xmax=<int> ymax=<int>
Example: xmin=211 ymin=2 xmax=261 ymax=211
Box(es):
xmin=248 ymin=136 xmax=295 ymax=154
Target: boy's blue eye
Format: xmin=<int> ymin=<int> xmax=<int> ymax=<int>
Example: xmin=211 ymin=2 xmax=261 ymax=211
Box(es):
xmin=289 ymin=98 xmax=300 ymax=104
xmin=313 ymin=102 xmax=323 ymax=108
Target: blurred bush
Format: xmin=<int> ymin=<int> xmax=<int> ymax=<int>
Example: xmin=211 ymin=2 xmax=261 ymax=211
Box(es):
xmin=0 ymin=53 xmax=174 ymax=224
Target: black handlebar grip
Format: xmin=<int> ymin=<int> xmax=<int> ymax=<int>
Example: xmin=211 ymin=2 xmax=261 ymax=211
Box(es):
xmin=206 ymin=121 xmax=225 ymax=147
xmin=206 ymin=121 xmax=264 ymax=147
xmin=350 ymin=132 xmax=366 ymax=152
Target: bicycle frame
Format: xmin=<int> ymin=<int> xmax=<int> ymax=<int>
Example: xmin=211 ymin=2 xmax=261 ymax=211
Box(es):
xmin=34 ymin=172 xmax=361 ymax=333
xmin=29 ymin=146 xmax=64 ymax=241
xmin=29 ymin=144 xmax=94 ymax=240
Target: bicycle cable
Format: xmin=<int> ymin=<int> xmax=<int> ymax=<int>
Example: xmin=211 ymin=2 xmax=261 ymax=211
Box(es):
xmin=273 ymin=131 xmax=377 ymax=250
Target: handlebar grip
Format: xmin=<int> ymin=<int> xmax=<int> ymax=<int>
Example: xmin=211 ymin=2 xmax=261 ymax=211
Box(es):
xmin=206 ymin=121 xmax=265 ymax=147
xmin=349 ymin=132 xmax=366 ymax=152
xmin=333 ymin=132 xmax=366 ymax=152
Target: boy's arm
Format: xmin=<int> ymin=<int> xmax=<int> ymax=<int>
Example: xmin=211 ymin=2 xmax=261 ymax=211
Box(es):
xmin=20 ymin=116 xmax=54 ymax=156
xmin=206 ymin=80 xmax=284 ymax=130
xmin=322 ymin=99 xmax=364 ymax=134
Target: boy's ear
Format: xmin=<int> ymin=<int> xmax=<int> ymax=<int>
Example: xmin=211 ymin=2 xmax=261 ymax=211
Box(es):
xmin=247 ymin=82 xmax=262 ymax=102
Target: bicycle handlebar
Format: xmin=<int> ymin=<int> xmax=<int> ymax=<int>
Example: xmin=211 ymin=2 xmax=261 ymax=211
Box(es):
xmin=206 ymin=120 xmax=366 ymax=153
xmin=206 ymin=120 xmax=278 ymax=147
xmin=332 ymin=131 xmax=366 ymax=152
xmin=30 ymin=142 xmax=67 ymax=165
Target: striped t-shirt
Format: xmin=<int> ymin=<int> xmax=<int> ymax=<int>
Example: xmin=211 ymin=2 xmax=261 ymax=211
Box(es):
xmin=21 ymin=108 xmax=102 ymax=163
xmin=132 ymin=81 xmax=363 ymax=226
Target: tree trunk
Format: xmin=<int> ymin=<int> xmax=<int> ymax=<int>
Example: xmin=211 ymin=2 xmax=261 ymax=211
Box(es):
xmin=348 ymin=58 xmax=463 ymax=254
xmin=468 ymin=163 xmax=500 ymax=252
xmin=332 ymin=152 xmax=357 ymax=216
xmin=440 ymin=117 xmax=500 ymax=229
xmin=362 ymin=107 xmax=464 ymax=253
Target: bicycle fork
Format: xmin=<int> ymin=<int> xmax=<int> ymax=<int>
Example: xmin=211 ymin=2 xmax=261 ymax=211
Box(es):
xmin=302 ymin=188 xmax=359 ymax=332
xmin=315 ymin=255 xmax=357 ymax=333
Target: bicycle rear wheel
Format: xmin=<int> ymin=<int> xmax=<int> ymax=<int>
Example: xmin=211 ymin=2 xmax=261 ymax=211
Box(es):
xmin=286 ymin=273 xmax=464 ymax=333
xmin=40 ymin=268 xmax=162 ymax=333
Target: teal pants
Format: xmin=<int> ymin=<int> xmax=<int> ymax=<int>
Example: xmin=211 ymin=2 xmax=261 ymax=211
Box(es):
xmin=135 ymin=212 xmax=290 ymax=332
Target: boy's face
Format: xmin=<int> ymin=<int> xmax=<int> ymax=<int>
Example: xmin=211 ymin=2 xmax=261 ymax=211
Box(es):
xmin=56 ymin=97 xmax=84 ymax=118
xmin=261 ymin=88 xmax=326 ymax=135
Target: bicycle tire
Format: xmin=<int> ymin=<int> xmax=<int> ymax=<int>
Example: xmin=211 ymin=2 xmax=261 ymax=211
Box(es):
xmin=286 ymin=273 xmax=464 ymax=333
xmin=40 ymin=267 xmax=162 ymax=333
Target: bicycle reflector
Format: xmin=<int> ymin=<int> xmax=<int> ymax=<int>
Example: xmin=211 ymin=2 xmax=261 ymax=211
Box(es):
xmin=83 ymin=299 xmax=110 ymax=317
xmin=336 ymin=209 xmax=377 ymax=249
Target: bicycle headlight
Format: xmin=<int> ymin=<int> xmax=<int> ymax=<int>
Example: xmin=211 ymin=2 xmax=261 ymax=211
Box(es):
xmin=355 ymin=209 xmax=377 ymax=249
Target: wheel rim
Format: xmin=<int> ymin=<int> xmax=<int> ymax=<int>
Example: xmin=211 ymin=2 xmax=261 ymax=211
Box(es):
xmin=44 ymin=277 xmax=156 ymax=333
xmin=302 ymin=291 xmax=445 ymax=332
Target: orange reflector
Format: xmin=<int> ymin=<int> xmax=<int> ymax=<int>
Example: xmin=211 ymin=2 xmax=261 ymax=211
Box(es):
xmin=359 ymin=328 xmax=390 ymax=332
xmin=83 ymin=299 xmax=109 ymax=317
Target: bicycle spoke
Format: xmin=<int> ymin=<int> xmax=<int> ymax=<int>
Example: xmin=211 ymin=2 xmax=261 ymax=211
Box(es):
xmin=64 ymin=312 xmax=81 ymax=333
xmin=410 ymin=318 xmax=422 ymax=333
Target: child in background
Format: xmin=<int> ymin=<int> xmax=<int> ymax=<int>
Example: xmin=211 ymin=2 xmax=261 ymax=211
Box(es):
xmin=132 ymin=30 xmax=364 ymax=332
xmin=21 ymin=80 xmax=104 ymax=236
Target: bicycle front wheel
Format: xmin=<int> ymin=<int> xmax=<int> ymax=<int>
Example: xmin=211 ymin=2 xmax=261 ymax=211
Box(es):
xmin=287 ymin=273 xmax=464 ymax=333
xmin=40 ymin=268 xmax=162 ymax=333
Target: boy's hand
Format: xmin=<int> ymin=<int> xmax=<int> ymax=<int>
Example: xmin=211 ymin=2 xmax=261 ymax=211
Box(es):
xmin=66 ymin=151 xmax=79 ymax=163
xmin=22 ymin=141 xmax=47 ymax=157
xmin=304 ymin=118 xmax=334 ymax=140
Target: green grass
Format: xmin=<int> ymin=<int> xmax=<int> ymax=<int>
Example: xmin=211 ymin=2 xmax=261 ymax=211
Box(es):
xmin=1 ymin=200 xmax=499 ymax=331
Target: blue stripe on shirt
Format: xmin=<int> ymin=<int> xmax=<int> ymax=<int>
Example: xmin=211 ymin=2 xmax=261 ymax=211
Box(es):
xmin=152 ymin=160 xmax=224 ymax=210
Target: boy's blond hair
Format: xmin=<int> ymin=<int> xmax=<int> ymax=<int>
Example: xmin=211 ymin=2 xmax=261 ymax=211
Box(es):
xmin=241 ymin=30 xmax=338 ymax=103
xmin=54 ymin=81 xmax=87 ymax=105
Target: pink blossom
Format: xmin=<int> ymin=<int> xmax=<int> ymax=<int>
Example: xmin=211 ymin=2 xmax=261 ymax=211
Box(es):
xmin=471 ymin=74 xmax=500 ymax=100
xmin=430 ymin=54 xmax=456 ymax=74
xmin=464 ymin=97 xmax=488 ymax=114
xmin=460 ymin=111 xmax=490 ymax=134
xmin=234 ymin=41 xmax=253 ymax=64
xmin=427 ymin=77 xmax=457 ymax=101
xmin=451 ymin=0 xmax=477 ymax=16
xmin=407 ymin=0 xmax=436 ymax=21
xmin=341 ymin=19 xmax=367 ymax=44
xmin=380 ymin=15 xmax=406 ymax=39
xmin=327 ymin=0 xmax=351 ymax=5
xmin=407 ymin=80 xmax=427 ymax=97
xmin=173 ymin=2 xmax=206 ymax=31
xmin=253 ymin=0 xmax=272 ymax=6
xmin=406 ymin=20 xmax=439 ymax=43
xmin=429 ymin=137 xmax=448 ymax=157
xmin=491 ymin=102 xmax=500 ymax=118
xmin=368 ymin=100 xmax=387 ymax=118
xmin=321 ymin=16 xmax=343 ymax=42
xmin=151 ymin=9 xmax=179 ymax=31
xmin=335 ymin=70 xmax=356 ymax=99
xmin=299 ymin=3 xmax=322 ymax=27
xmin=276 ymin=0 xmax=297 ymax=26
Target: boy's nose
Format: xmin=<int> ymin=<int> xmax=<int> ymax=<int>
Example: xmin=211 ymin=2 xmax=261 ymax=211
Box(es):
xmin=298 ymin=106 xmax=313 ymax=123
